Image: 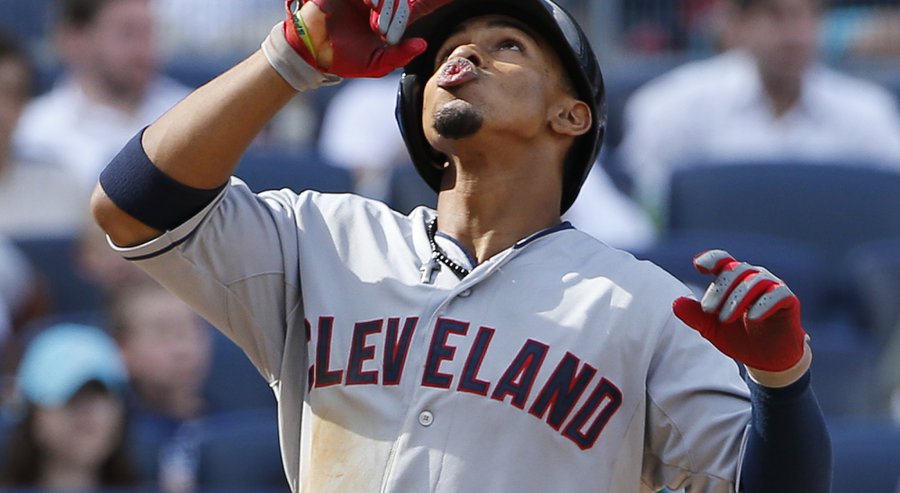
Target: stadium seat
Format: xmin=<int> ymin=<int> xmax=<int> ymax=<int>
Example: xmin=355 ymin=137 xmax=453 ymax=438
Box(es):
xmin=830 ymin=417 xmax=900 ymax=493
xmin=666 ymin=162 xmax=900 ymax=267
xmin=843 ymin=238 xmax=900 ymax=345
xmin=11 ymin=235 xmax=104 ymax=316
xmin=203 ymin=328 xmax=276 ymax=413
xmin=234 ymin=148 xmax=353 ymax=195
xmin=806 ymin=322 xmax=879 ymax=417
xmin=194 ymin=408 xmax=289 ymax=491
xmin=0 ymin=0 xmax=52 ymax=48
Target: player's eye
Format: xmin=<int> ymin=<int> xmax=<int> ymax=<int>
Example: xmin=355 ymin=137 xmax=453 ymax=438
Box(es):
xmin=496 ymin=38 xmax=524 ymax=52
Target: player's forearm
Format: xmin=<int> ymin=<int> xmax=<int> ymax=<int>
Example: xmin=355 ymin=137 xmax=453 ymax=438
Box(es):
xmin=739 ymin=372 xmax=832 ymax=493
xmin=91 ymin=51 xmax=298 ymax=247
xmin=143 ymin=50 xmax=296 ymax=189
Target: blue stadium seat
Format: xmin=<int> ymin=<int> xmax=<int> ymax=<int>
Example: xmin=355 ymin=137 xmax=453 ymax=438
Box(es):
xmin=194 ymin=408 xmax=288 ymax=491
xmin=0 ymin=0 xmax=52 ymax=48
xmin=234 ymin=148 xmax=353 ymax=195
xmin=830 ymin=417 xmax=900 ymax=493
xmin=11 ymin=235 xmax=104 ymax=316
xmin=666 ymin=162 xmax=900 ymax=267
xmin=806 ymin=322 xmax=879 ymax=417
xmin=203 ymin=328 xmax=276 ymax=413
xmin=844 ymin=238 xmax=900 ymax=345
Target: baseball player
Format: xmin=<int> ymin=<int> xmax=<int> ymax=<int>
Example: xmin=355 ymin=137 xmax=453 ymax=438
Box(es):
xmin=91 ymin=0 xmax=831 ymax=491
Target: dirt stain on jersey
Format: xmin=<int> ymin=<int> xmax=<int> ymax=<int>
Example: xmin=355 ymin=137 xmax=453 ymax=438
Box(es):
xmin=306 ymin=415 xmax=390 ymax=492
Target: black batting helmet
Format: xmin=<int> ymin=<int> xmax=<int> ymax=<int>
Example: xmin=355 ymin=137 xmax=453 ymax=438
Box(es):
xmin=395 ymin=0 xmax=606 ymax=213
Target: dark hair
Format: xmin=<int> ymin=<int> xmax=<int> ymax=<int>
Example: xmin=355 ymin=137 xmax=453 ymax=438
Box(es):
xmin=0 ymin=29 xmax=35 ymax=96
xmin=57 ymin=0 xmax=117 ymax=28
xmin=1 ymin=382 xmax=137 ymax=488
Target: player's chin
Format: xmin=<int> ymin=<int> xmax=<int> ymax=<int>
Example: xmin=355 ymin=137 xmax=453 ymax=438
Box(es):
xmin=430 ymin=101 xmax=484 ymax=141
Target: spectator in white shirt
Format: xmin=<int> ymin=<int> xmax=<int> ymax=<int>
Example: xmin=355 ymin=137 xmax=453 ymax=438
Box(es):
xmin=153 ymin=0 xmax=281 ymax=60
xmin=562 ymin=158 xmax=657 ymax=251
xmin=620 ymin=0 xmax=900 ymax=213
xmin=0 ymin=29 xmax=86 ymax=238
xmin=12 ymin=0 xmax=189 ymax=193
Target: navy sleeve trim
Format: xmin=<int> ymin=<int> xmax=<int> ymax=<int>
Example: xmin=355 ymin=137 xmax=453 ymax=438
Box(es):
xmin=121 ymin=231 xmax=196 ymax=262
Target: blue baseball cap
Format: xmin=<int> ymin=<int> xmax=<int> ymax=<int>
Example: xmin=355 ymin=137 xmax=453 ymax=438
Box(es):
xmin=17 ymin=323 xmax=128 ymax=408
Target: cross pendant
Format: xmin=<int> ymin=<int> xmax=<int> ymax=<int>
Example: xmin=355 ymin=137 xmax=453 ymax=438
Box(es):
xmin=420 ymin=256 xmax=441 ymax=284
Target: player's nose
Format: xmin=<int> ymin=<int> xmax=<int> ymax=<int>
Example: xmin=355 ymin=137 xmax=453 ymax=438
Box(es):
xmin=445 ymin=43 xmax=485 ymax=68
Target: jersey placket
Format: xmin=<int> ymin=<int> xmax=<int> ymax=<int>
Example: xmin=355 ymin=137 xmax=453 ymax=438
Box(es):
xmin=379 ymin=247 xmax=520 ymax=493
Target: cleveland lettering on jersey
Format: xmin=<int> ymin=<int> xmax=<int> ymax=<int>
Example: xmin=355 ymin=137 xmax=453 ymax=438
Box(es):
xmin=306 ymin=316 xmax=622 ymax=450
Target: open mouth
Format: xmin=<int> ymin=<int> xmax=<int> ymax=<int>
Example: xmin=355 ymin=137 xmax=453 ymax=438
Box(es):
xmin=436 ymin=58 xmax=479 ymax=89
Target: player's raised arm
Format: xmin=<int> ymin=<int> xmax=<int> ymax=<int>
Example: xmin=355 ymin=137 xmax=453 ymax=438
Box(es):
xmin=91 ymin=0 xmax=433 ymax=247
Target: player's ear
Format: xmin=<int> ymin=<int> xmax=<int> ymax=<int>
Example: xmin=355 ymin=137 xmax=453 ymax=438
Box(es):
xmin=550 ymin=98 xmax=591 ymax=138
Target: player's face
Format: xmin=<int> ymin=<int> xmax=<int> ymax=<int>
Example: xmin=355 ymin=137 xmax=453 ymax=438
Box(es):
xmin=422 ymin=15 xmax=574 ymax=153
xmin=742 ymin=0 xmax=821 ymax=86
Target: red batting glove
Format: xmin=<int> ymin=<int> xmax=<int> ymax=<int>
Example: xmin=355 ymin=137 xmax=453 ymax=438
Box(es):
xmin=364 ymin=0 xmax=453 ymax=44
xmin=283 ymin=0 xmax=427 ymax=78
xmin=672 ymin=250 xmax=808 ymax=372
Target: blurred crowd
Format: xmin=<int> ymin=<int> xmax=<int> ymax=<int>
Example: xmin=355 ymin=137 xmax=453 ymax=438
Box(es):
xmin=0 ymin=0 xmax=899 ymax=492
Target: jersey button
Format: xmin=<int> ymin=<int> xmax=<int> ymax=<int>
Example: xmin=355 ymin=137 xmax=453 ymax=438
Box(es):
xmin=418 ymin=410 xmax=434 ymax=427
xmin=459 ymin=289 xmax=472 ymax=297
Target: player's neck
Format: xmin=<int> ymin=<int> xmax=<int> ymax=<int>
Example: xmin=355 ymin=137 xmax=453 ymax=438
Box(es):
xmin=435 ymin=153 xmax=562 ymax=264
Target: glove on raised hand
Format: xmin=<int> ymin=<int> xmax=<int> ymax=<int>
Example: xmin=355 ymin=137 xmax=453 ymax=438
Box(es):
xmin=282 ymin=0 xmax=427 ymax=78
xmin=364 ymin=0 xmax=453 ymax=44
xmin=672 ymin=250 xmax=808 ymax=373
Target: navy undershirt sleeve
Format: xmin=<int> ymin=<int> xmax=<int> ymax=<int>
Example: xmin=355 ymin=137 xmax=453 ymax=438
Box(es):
xmin=740 ymin=371 xmax=832 ymax=493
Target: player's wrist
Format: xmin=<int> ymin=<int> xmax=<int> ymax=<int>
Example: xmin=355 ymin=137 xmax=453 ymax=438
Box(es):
xmin=746 ymin=338 xmax=812 ymax=388
xmin=261 ymin=21 xmax=341 ymax=92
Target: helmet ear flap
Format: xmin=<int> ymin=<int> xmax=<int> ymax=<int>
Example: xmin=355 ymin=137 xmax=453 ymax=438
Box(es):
xmin=396 ymin=72 xmax=445 ymax=191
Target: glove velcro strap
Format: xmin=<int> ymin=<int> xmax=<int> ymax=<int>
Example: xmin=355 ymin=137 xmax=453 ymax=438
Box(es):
xmin=261 ymin=23 xmax=341 ymax=91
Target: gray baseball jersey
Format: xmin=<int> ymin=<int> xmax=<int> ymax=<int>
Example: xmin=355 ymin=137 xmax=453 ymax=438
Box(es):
xmin=110 ymin=178 xmax=752 ymax=493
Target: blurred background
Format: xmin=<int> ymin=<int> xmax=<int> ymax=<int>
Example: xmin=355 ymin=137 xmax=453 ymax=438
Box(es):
xmin=0 ymin=0 xmax=898 ymax=492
